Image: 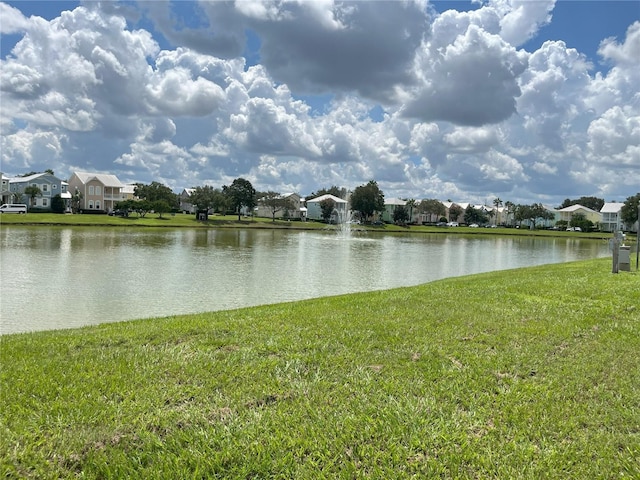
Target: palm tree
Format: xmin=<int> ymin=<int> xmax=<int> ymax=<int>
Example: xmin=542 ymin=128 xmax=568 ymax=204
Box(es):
xmin=405 ymin=199 xmax=416 ymax=224
xmin=493 ymin=197 xmax=503 ymax=226
xmin=24 ymin=185 xmax=41 ymax=207
xmin=504 ymin=201 xmax=515 ymax=227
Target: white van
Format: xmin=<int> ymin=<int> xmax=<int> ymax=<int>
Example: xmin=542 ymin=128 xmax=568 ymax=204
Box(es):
xmin=0 ymin=204 xmax=28 ymax=214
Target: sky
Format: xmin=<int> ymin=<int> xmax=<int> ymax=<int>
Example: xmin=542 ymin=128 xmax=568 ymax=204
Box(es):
xmin=1 ymin=0 xmax=639 ymax=206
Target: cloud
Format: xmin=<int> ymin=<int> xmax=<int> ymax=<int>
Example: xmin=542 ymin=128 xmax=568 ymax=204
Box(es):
xmin=0 ymin=2 xmax=30 ymax=34
xmin=250 ymin=1 xmax=428 ymax=101
xmin=401 ymin=24 xmax=528 ymax=126
xmin=0 ymin=1 xmax=638 ymax=206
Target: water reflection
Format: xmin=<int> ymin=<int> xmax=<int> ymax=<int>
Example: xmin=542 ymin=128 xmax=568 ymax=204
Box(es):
xmin=0 ymin=227 xmax=609 ymax=334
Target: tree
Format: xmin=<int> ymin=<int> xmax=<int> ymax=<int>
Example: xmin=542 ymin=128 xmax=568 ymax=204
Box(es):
xmin=70 ymin=188 xmax=83 ymax=213
xmin=515 ymin=203 xmax=554 ymax=229
xmin=621 ymin=193 xmax=640 ymax=230
xmin=306 ymin=186 xmax=346 ymax=200
xmin=448 ymin=204 xmax=463 ymax=223
xmin=493 ymin=197 xmax=503 ymax=225
xmin=319 ymin=198 xmax=336 ymax=222
xmin=24 ymin=185 xmax=41 ymax=207
xmin=569 ymin=213 xmax=594 ymax=232
xmin=260 ymin=191 xmax=294 ymax=222
xmin=419 ymin=199 xmax=446 ymax=223
xmin=114 ymin=199 xmax=136 ymax=217
xmin=559 ymin=196 xmax=604 ymax=211
xmin=350 ymin=180 xmax=384 ymax=223
xmin=223 ymin=178 xmax=256 ymax=221
xmin=393 ymin=205 xmax=409 ymax=225
xmin=504 ymin=200 xmax=515 ymax=226
xmin=464 ymin=206 xmax=488 ymax=225
xmin=405 ymin=199 xmax=416 ymax=224
xmin=134 ymin=182 xmax=178 ymax=210
xmin=51 ymin=194 xmax=65 ymax=213
xmin=189 ymin=186 xmax=228 ymax=217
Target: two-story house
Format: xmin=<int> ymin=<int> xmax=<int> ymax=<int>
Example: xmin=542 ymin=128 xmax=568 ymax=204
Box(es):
xmin=67 ymin=172 xmax=125 ymax=213
xmin=8 ymin=172 xmax=69 ymax=210
xmin=306 ymin=194 xmax=348 ymax=222
xmin=600 ymin=202 xmax=624 ymax=232
xmin=1 ymin=173 xmax=11 ymax=204
xmin=381 ymin=198 xmax=407 ymax=223
xmin=557 ymin=204 xmax=602 ymax=227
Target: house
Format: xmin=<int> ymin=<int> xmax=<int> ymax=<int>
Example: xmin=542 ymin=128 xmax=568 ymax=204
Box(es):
xmin=441 ymin=201 xmax=466 ymax=223
xmin=557 ymin=204 xmax=602 ymax=227
xmin=255 ymin=193 xmax=304 ymax=220
xmin=67 ymin=172 xmax=125 ymax=213
xmin=8 ymin=172 xmax=69 ymax=210
xmin=381 ymin=198 xmax=407 ymax=223
xmin=1 ymin=173 xmax=10 ymax=204
xmin=179 ymin=188 xmax=196 ymax=214
xmin=305 ymin=194 xmax=348 ymax=222
xmin=600 ymin=202 xmax=624 ymax=232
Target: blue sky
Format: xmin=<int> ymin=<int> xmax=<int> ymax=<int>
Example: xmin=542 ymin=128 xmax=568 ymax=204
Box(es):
xmin=1 ymin=1 xmax=639 ymax=205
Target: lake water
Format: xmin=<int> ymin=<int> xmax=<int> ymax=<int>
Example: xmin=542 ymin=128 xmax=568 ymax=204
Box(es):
xmin=0 ymin=227 xmax=609 ymax=334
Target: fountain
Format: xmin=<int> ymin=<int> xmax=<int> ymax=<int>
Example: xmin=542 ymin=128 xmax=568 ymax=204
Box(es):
xmin=333 ymin=209 xmax=362 ymax=239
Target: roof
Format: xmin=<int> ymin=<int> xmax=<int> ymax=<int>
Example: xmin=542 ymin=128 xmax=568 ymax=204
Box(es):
xmin=73 ymin=172 xmax=124 ymax=188
xmin=557 ymin=204 xmax=598 ymax=214
xmin=306 ymin=194 xmax=347 ymax=204
xmin=600 ymin=202 xmax=623 ymax=214
xmin=385 ymin=198 xmax=406 ymax=206
xmin=9 ymin=173 xmax=51 ymax=183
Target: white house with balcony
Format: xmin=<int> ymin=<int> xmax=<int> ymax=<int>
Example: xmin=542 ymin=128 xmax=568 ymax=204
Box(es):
xmin=600 ymin=202 xmax=625 ymax=232
xmin=67 ymin=172 xmax=125 ymax=213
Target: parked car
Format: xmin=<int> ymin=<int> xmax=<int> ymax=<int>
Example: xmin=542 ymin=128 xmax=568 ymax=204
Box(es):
xmin=566 ymin=227 xmax=582 ymax=232
xmin=469 ymin=223 xmax=479 ymax=228
xmin=447 ymin=222 xmax=459 ymax=227
xmin=0 ymin=204 xmax=27 ymax=214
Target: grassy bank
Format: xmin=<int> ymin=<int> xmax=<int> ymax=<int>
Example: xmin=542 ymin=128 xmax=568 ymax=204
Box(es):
xmin=0 ymin=212 xmax=624 ymax=240
xmin=1 ymin=258 xmax=638 ymax=478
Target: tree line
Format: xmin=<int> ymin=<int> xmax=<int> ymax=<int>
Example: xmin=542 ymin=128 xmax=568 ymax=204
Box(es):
xmin=9 ymin=170 xmax=640 ymax=229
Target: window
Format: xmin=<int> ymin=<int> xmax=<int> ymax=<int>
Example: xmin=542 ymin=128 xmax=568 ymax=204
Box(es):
xmin=89 ymin=186 xmax=94 ymax=195
xmin=88 ymin=200 xmax=94 ymax=209
xmin=42 ymin=184 xmax=48 ymax=192
xmin=95 ymin=186 xmax=101 ymax=195
xmin=52 ymin=184 xmax=57 ymax=189
xmin=42 ymin=198 xmax=48 ymax=207
xmin=95 ymin=201 xmax=101 ymax=210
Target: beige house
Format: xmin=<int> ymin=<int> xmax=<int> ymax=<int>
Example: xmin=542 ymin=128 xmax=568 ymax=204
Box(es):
xmin=67 ymin=172 xmax=125 ymax=212
xmin=557 ymin=204 xmax=602 ymax=226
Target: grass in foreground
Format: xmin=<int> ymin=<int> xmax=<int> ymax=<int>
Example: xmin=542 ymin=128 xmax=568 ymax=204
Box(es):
xmin=1 ymin=258 xmax=638 ymax=479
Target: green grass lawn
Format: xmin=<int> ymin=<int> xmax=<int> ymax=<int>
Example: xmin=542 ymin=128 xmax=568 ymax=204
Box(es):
xmin=1 ymin=258 xmax=638 ymax=478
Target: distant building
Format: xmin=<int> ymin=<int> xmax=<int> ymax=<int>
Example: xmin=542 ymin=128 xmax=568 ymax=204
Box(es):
xmin=179 ymin=188 xmax=196 ymax=214
xmin=67 ymin=172 xmax=125 ymax=212
xmin=381 ymin=198 xmax=407 ymax=223
xmin=8 ymin=172 xmax=69 ymax=210
xmin=306 ymin=194 xmax=348 ymax=221
xmin=600 ymin=202 xmax=624 ymax=232
xmin=255 ymin=193 xmax=304 ymax=220
xmin=557 ymin=204 xmax=602 ymax=227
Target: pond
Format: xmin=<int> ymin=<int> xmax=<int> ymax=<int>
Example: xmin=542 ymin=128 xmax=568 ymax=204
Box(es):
xmin=0 ymin=227 xmax=609 ymax=334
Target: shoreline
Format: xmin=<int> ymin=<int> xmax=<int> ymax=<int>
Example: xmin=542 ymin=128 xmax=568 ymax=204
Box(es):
xmin=0 ymin=212 xmax=623 ymax=241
